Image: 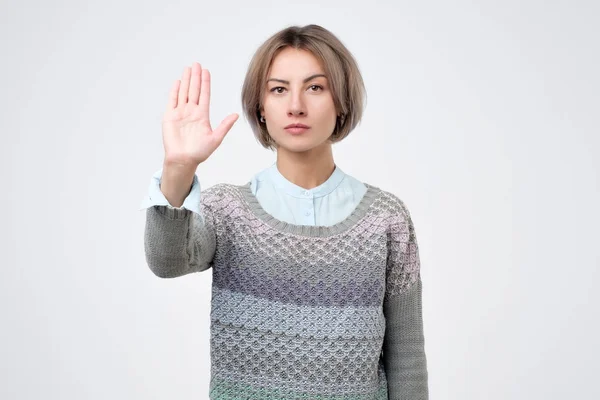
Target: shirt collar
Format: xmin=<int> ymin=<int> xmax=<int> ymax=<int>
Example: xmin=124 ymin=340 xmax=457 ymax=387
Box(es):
xmin=267 ymin=162 xmax=346 ymax=199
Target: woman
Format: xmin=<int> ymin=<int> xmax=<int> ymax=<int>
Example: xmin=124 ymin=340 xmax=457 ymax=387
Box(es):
xmin=141 ymin=24 xmax=429 ymax=400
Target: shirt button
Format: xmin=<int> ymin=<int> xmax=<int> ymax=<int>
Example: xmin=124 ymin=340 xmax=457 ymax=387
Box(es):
xmin=305 ymin=210 xmax=312 ymax=216
xmin=304 ymin=190 xmax=311 ymax=196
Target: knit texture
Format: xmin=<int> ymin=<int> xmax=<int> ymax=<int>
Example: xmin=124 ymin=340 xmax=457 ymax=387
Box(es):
xmin=144 ymin=182 xmax=428 ymax=399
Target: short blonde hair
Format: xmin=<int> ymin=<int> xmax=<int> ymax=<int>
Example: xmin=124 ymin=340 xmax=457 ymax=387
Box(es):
xmin=241 ymin=24 xmax=367 ymax=150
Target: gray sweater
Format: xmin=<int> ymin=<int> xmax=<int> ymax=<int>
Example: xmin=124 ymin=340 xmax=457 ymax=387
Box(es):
xmin=144 ymin=181 xmax=429 ymax=399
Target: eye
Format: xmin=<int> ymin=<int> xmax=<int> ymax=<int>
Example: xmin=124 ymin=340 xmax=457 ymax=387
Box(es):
xmin=309 ymin=85 xmax=323 ymax=92
xmin=270 ymin=87 xmax=286 ymax=94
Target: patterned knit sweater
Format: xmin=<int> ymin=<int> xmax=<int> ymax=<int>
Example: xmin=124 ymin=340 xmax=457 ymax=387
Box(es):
xmin=144 ymin=181 xmax=429 ymax=399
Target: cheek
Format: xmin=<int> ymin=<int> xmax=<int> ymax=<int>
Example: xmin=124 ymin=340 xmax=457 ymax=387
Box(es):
xmin=309 ymin=99 xmax=337 ymax=120
xmin=263 ymin=99 xmax=285 ymax=117
xmin=316 ymin=97 xmax=337 ymax=120
xmin=262 ymin=95 xmax=275 ymax=108
xmin=316 ymin=106 xmax=337 ymax=125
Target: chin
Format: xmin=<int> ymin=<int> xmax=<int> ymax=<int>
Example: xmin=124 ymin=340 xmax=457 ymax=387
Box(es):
xmin=275 ymin=138 xmax=329 ymax=154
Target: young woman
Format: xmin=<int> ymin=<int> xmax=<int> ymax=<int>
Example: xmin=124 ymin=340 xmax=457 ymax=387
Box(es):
xmin=141 ymin=24 xmax=429 ymax=400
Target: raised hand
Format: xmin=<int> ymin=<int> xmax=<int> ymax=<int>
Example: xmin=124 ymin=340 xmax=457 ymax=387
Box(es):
xmin=162 ymin=62 xmax=239 ymax=168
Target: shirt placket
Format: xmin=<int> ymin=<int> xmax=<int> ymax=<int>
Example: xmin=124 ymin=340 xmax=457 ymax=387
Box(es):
xmin=301 ymin=189 xmax=315 ymax=226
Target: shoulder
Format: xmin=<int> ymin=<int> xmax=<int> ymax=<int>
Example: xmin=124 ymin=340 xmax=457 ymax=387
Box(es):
xmin=341 ymin=170 xmax=412 ymax=219
xmin=200 ymin=182 xmax=249 ymax=209
xmin=201 ymin=165 xmax=267 ymax=201
xmin=361 ymin=182 xmax=414 ymax=223
xmin=202 ymin=182 xmax=239 ymax=195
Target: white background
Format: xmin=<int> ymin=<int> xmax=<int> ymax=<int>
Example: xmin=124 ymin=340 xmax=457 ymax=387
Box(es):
xmin=1 ymin=0 xmax=598 ymax=398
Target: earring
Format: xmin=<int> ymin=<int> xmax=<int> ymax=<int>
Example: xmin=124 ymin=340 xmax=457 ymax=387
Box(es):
xmin=260 ymin=115 xmax=266 ymax=123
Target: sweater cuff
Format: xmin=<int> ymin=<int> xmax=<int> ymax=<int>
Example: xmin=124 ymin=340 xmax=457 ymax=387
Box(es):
xmin=154 ymin=204 xmax=192 ymax=220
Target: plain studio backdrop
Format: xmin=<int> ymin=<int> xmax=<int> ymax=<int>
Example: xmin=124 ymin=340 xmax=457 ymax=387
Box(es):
xmin=1 ymin=0 xmax=598 ymax=399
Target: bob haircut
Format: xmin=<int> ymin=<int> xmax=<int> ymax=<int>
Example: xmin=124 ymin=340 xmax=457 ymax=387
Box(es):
xmin=241 ymin=24 xmax=367 ymax=150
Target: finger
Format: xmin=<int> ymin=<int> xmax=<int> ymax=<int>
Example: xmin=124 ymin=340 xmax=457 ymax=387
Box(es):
xmin=199 ymin=69 xmax=211 ymax=117
xmin=188 ymin=62 xmax=201 ymax=105
xmin=212 ymin=113 xmax=239 ymax=143
xmin=167 ymin=80 xmax=180 ymax=110
xmin=178 ymin=66 xmax=191 ymax=107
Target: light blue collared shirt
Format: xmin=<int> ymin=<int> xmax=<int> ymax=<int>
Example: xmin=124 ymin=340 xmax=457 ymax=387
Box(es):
xmin=139 ymin=163 xmax=367 ymax=226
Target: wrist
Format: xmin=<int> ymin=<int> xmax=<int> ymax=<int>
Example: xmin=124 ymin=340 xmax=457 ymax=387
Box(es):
xmin=160 ymin=162 xmax=197 ymax=207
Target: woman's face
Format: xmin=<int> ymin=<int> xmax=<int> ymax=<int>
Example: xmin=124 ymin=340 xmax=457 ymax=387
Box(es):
xmin=261 ymin=47 xmax=337 ymax=153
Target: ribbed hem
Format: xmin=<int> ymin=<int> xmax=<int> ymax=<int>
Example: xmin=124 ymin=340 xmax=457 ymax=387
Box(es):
xmin=237 ymin=182 xmax=380 ymax=237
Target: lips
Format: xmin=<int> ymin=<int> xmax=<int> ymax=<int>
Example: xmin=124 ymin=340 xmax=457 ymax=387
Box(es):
xmin=285 ymin=123 xmax=310 ymax=129
xmin=285 ymin=125 xmax=310 ymax=135
xmin=284 ymin=123 xmax=310 ymax=135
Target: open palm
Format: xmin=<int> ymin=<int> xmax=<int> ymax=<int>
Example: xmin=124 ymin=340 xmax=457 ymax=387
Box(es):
xmin=162 ymin=62 xmax=239 ymax=167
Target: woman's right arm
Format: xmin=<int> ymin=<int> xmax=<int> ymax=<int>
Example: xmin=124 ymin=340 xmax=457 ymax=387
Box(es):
xmin=142 ymin=62 xmax=238 ymax=278
xmin=142 ymin=167 xmax=216 ymax=278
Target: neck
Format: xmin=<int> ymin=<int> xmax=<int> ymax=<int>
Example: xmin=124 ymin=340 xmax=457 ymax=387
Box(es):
xmin=275 ymin=143 xmax=335 ymax=190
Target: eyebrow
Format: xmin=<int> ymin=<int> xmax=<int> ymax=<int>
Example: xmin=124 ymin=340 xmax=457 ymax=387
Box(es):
xmin=267 ymin=74 xmax=327 ymax=84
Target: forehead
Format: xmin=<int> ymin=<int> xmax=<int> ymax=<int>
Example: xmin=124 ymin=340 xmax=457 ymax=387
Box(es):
xmin=268 ymin=47 xmax=325 ymax=77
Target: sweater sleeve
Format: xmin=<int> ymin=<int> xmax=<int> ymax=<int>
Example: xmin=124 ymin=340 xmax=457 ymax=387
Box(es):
xmin=382 ymin=200 xmax=429 ymax=399
xmin=142 ymin=174 xmax=217 ymax=278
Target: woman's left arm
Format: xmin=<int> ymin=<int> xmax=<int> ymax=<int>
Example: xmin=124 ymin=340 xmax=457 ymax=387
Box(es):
xmin=382 ymin=200 xmax=429 ymax=400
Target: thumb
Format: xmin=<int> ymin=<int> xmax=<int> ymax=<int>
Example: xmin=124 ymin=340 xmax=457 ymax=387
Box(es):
xmin=213 ymin=113 xmax=239 ymax=143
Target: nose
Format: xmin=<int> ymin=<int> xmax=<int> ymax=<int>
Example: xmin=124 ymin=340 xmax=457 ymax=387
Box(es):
xmin=287 ymin=91 xmax=306 ymax=117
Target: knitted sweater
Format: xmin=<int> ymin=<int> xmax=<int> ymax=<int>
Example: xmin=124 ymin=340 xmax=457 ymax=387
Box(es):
xmin=144 ymin=181 xmax=429 ymax=399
